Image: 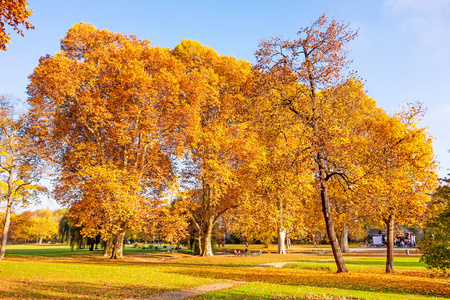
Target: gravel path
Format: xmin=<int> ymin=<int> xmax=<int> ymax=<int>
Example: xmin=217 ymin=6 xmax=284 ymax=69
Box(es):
xmin=125 ymin=281 xmax=241 ymax=300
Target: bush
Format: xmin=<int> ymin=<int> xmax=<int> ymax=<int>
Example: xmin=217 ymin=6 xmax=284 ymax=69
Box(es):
xmin=419 ymin=184 xmax=450 ymax=274
xmin=419 ymin=211 xmax=450 ymax=273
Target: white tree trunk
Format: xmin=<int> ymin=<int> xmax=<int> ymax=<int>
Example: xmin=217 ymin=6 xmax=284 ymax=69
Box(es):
xmin=200 ymin=216 xmax=214 ymax=256
xmin=339 ymin=225 xmax=350 ymax=253
xmin=277 ymin=226 xmax=286 ymax=254
xmin=0 ymin=198 xmax=12 ymax=260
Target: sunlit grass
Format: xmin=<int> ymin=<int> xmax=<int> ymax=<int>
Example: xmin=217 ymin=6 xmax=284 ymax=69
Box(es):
xmin=0 ymin=243 xmax=448 ymax=299
xmin=196 ymin=281 xmax=447 ymax=300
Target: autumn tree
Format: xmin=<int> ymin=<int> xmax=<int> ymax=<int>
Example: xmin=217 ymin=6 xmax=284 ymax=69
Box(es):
xmin=0 ymin=95 xmax=46 ymax=260
xmin=172 ymin=39 xmax=258 ymax=256
xmin=254 ymin=13 xmax=438 ymax=273
xmin=255 ymin=14 xmax=361 ymax=272
xmin=235 ymin=108 xmax=315 ymax=254
xmin=27 ymin=23 xmax=190 ymax=259
xmin=8 ymin=210 xmax=32 ymax=242
xmin=31 ymin=207 xmax=59 ymax=244
xmin=352 ymin=105 xmax=438 ymax=273
xmin=0 ymin=0 xmax=34 ymax=50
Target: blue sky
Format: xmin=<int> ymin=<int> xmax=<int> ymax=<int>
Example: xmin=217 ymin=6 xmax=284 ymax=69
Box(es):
xmin=1 ymin=0 xmax=450 ymax=209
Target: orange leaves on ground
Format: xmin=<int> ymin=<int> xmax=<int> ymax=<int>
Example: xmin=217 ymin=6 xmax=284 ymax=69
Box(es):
xmin=168 ymin=260 xmax=450 ymax=297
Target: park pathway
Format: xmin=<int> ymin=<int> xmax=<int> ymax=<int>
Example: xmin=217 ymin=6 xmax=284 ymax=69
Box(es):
xmin=125 ymin=254 xmax=370 ymax=299
xmin=125 ymin=281 xmax=241 ymax=300
xmin=254 ymin=256 xmax=366 ymax=268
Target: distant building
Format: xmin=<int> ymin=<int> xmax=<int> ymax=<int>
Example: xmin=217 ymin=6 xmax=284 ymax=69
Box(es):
xmin=366 ymin=226 xmax=416 ymax=247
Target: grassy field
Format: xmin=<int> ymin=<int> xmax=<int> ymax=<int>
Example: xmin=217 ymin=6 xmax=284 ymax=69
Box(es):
xmin=0 ymin=243 xmax=448 ymax=299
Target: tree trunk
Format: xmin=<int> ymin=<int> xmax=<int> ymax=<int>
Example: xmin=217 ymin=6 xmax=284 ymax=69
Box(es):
xmin=103 ymin=237 xmax=113 ymax=257
xmin=319 ymin=169 xmax=348 ymax=273
xmin=385 ymin=213 xmax=395 ymax=273
xmin=277 ymin=197 xmax=286 ymax=254
xmin=89 ymin=239 xmax=95 ymax=251
xmin=340 ymin=225 xmax=350 ymax=253
xmin=200 ymin=216 xmax=214 ymax=256
xmin=305 ymin=46 xmax=348 ymax=273
xmin=0 ymin=198 xmax=13 ymax=260
xmin=197 ymin=236 xmax=202 ymax=255
xmin=39 ymin=236 xmax=44 ymax=244
xmin=277 ymin=226 xmax=286 ymax=254
xmin=110 ymin=231 xmax=126 ymax=259
xmin=286 ymin=235 xmax=291 ymax=249
xmin=0 ymin=154 xmax=16 ymax=260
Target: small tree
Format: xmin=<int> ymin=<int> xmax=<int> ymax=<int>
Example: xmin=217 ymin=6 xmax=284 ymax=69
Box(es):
xmin=0 ymin=95 xmax=46 ymax=260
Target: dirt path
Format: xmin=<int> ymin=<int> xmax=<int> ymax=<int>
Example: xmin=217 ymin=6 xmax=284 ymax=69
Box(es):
xmin=125 ymin=281 xmax=242 ymax=300
xmin=254 ymin=256 xmax=367 ymax=268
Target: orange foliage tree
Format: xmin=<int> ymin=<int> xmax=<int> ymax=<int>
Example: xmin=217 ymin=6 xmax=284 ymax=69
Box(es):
xmin=0 ymin=0 xmax=34 ymax=50
xmin=352 ymin=104 xmax=438 ymax=273
xmin=235 ymin=98 xmax=316 ymax=254
xmin=27 ymin=23 xmax=191 ymax=259
xmin=254 ymin=14 xmax=437 ymax=272
xmin=172 ymin=40 xmax=258 ymax=256
xmin=255 ymin=14 xmax=360 ymax=272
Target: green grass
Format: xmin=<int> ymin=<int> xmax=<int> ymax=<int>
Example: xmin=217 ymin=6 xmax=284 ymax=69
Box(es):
xmin=344 ymin=257 xmax=428 ymax=268
xmin=282 ymin=256 xmax=429 ymax=273
xmin=3 ymin=243 xmax=178 ymax=257
xmin=3 ymin=243 xmax=98 ymax=257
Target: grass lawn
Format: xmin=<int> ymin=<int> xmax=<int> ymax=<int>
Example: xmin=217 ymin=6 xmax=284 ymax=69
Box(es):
xmin=0 ymin=243 xmax=448 ymax=299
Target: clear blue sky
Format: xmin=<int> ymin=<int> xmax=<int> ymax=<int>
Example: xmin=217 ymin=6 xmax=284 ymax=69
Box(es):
xmin=1 ymin=0 xmax=450 ymax=209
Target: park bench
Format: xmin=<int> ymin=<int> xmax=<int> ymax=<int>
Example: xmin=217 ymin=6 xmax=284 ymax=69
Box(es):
xmin=233 ymin=250 xmax=263 ymax=256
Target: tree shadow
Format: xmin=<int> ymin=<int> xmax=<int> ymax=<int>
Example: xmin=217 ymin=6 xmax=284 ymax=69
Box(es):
xmin=1 ymin=278 xmax=170 ymax=299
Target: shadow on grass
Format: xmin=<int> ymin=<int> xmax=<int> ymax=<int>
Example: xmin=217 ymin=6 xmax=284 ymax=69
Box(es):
xmin=1 ymin=278 xmax=169 ymax=299
xmin=4 ymin=244 xmax=101 ymax=257
xmin=5 ymin=247 xmax=176 ymax=259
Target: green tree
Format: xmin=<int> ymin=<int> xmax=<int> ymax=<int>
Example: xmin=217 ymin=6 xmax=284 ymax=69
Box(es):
xmin=420 ymin=179 xmax=450 ymax=273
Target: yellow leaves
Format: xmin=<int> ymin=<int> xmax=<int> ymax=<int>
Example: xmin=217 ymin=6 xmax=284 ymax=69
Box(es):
xmin=0 ymin=0 xmax=34 ymax=50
